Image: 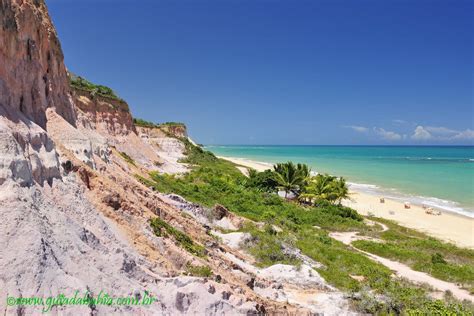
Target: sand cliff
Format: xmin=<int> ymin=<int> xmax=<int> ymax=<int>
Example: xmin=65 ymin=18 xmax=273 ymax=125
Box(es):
xmin=0 ymin=0 xmax=354 ymax=314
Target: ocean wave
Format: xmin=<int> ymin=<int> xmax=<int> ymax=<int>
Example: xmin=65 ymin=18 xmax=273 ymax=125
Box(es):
xmin=373 ymin=156 xmax=474 ymax=163
xmin=348 ymin=182 xmax=379 ymax=190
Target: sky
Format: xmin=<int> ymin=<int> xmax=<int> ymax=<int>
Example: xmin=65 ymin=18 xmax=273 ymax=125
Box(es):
xmin=46 ymin=0 xmax=473 ymax=145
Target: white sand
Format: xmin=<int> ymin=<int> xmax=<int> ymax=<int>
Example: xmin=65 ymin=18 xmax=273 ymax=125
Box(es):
xmin=218 ymin=156 xmax=474 ymax=249
xmin=329 ymin=231 xmax=473 ymax=301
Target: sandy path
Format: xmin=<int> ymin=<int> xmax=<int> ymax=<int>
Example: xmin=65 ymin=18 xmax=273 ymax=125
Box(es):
xmin=218 ymin=156 xmax=474 ymax=249
xmin=329 ymin=230 xmax=474 ymax=302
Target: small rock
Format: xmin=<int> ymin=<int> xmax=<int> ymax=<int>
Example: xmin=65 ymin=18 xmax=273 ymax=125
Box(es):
xmin=246 ymin=277 xmax=255 ymax=290
xmin=205 ymin=241 xmax=218 ymax=248
xmin=121 ymin=256 xmax=137 ymax=273
xmin=221 ymin=291 xmax=231 ymax=300
xmin=272 ymin=283 xmax=283 ymax=289
xmin=208 ymin=285 xmax=216 ymax=294
xmin=213 ymin=204 xmax=229 ymax=220
xmin=255 ymin=304 xmax=266 ymax=314
xmin=61 ymin=160 xmax=73 ymax=173
xmin=103 ymin=193 xmax=121 ymax=210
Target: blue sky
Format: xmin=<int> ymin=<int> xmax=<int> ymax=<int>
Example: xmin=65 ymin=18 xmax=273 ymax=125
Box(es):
xmin=47 ymin=0 xmax=473 ymax=145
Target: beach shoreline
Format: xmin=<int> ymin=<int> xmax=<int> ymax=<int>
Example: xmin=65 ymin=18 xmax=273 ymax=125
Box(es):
xmin=218 ymin=155 xmax=474 ymax=249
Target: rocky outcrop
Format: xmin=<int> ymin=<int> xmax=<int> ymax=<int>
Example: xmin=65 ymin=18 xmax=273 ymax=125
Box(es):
xmin=0 ymin=110 xmax=60 ymax=186
xmin=136 ymin=126 xmax=188 ymax=174
xmin=159 ymin=123 xmax=188 ymax=138
xmin=0 ymin=0 xmax=76 ymax=128
xmin=73 ymin=87 xmax=136 ymax=137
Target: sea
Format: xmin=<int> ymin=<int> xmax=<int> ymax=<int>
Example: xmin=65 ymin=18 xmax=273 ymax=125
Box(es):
xmin=206 ymin=145 xmax=474 ymax=218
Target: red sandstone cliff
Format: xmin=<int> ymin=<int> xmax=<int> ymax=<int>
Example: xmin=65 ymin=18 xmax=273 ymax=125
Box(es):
xmin=0 ymin=0 xmax=75 ymax=128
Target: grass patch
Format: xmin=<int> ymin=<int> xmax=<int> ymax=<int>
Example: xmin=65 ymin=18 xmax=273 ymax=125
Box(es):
xmin=118 ymin=151 xmax=136 ymax=166
xmin=160 ymin=121 xmax=186 ymax=127
xmin=69 ymin=73 xmax=122 ymax=101
xmin=133 ymin=118 xmax=186 ymax=130
xmin=185 ymin=263 xmax=213 ymax=277
xmin=150 ymin=218 xmax=206 ymax=257
xmin=133 ymin=118 xmax=159 ymax=128
xmin=240 ymin=222 xmax=301 ymax=267
xmin=354 ymin=217 xmax=474 ymax=292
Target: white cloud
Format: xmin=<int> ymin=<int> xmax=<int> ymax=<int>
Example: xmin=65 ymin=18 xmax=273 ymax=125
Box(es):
xmin=412 ymin=126 xmax=474 ymax=141
xmin=373 ymin=127 xmax=402 ymax=140
xmin=451 ymin=129 xmax=474 ymax=140
xmin=411 ymin=126 xmax=432 ymax=140
xmin=425 ymin=126 xmax=458 ymax=136
xmin=346 ymin=123 xmax=473 ymax=142
xmin=344 ymin=125 xmax=369 ymax=133
xmin=392 ymin=119 xmax=408 ymax=125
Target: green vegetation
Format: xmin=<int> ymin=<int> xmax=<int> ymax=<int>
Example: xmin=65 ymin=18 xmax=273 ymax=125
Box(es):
xmin=245 ymin=169 xmax=278 ymax=192
xmin=133 ymin=118 xmax=159 ymax=128
xmin=69 ymin=73 xmax=122 ymax=101
xmin=118 ymin=151 xmax=136 ymax=166
xmin=150 ymin=218 xmax=206 ymax=257
xmin=138 ymin=142 xmax=473 ymax=314
xmin=353 ymin=218 xmax=474 ymax=293
xmin=185 ymin=263 xmax=213 ymax=277
xmin=160 ymin=121 xmax=186 ymax=127
xmin=240 ymin=222 xmax=301 ymax=267
xmin=272 ymin=162 xmax=309 ymax=198
xmin=133 ymin=118 xmax=186 ymax=129
xmin=300 ymin=174 xmax=350 ymax=205
xmin=248 ymin=161 xmax=351 ymax=205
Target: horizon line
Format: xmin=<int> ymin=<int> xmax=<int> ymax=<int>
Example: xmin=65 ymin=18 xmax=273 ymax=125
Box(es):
xmin=203 ymin=144 xmax=474 ymax=147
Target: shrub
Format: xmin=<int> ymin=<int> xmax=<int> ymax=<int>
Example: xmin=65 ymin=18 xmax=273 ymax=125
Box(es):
xmin=315 ymin=200 xmax=363 ymax=221
xmin=245 ymin=169 xmax=278 ymax=192
xmin=150 ymin=218 xmax=206 ymax=257
xmin=185 ymin=263 xmax=212 ymax=277
xmin=69 ymin=73 xmax=121 ymax=100
xmin=133 ymin=118 xmax=159 ymax=128
xmin=432 ymin=253 xmax=447 ymax=264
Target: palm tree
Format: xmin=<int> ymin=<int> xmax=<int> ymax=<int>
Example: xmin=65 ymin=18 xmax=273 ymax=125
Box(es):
xmin=273 ymin=162 xmax=310 ymax=198
xmin=247 ymin=168 xmax=258 ymax=179
xmin=296 ymin=163 xmax=311 ymax=187
xmin=333 ymin=177 xmax=350 ymax=204
xmin=299 ymin=174 xmax=334 ymax=202
xmin=299 ymin=174 xmax=350 ymax=205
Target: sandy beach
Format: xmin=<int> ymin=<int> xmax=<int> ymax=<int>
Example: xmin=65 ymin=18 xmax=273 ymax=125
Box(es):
xmin=219 ymin=156 xmax=474 ymax=249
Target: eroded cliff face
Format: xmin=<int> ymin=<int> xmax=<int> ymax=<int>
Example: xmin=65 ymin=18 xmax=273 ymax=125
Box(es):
xmin=136 ymin=125 xmax=189 ymax=174
xmin=0 ymin=0 xmax=73 ymax=186
xmin=159 ymin=123 xmax=188 ymax=138
xmin=74 ymin=87 xmax=136 ymax=137
xmin=0 ymin=0 xmax=76 ymax=128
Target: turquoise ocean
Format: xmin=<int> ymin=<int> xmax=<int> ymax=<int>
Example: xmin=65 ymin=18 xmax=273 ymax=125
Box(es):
xmin=206 ymin=146 xmax=474 ymax=218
